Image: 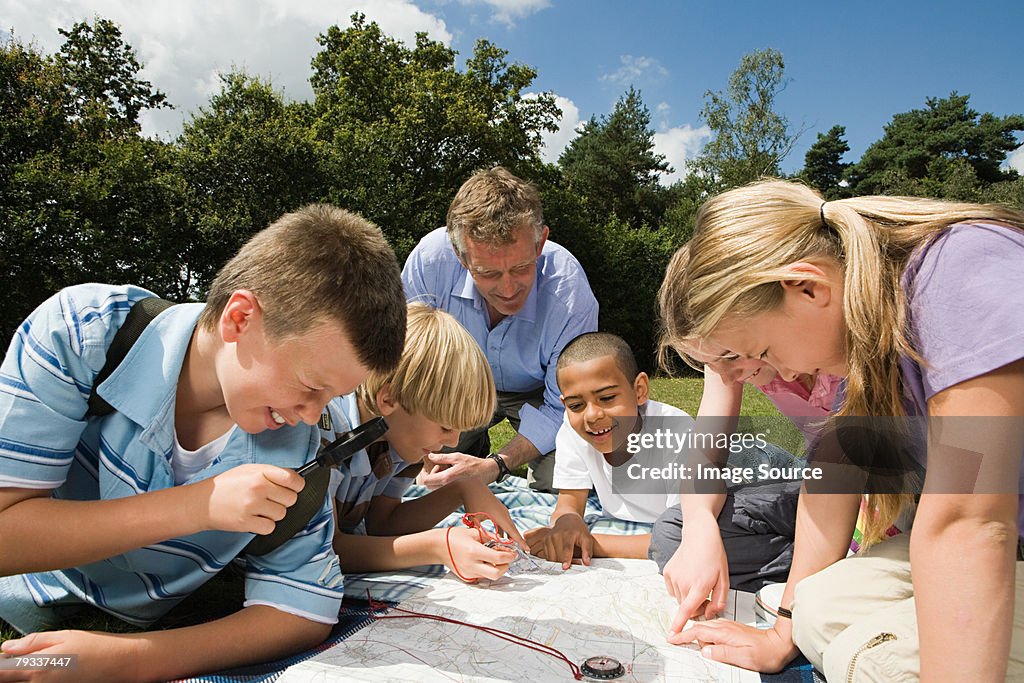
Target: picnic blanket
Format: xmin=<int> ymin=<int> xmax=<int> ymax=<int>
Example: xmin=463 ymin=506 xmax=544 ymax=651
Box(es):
xmin=174 ymin=476 xmax=822 ymax=683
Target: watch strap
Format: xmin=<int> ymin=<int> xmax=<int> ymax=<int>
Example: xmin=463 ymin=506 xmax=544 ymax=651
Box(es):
xmin=486 ymin=452 xmax=511 ymax=482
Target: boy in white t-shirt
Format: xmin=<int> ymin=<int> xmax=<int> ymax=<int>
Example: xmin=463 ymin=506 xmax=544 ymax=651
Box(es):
xmin=525 ymin=332 xmax=689 ymax=568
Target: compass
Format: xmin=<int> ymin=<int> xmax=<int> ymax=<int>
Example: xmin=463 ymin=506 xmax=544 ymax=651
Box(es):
xmin=580 ymin=655 xmax=625 ymax=680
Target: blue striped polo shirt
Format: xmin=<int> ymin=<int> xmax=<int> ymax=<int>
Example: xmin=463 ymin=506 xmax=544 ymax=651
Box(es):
xmin=0 ymin=284 xmax=344 ymax=627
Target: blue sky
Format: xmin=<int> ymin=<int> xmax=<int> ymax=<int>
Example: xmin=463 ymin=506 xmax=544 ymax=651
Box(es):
xmin=7 ymin=1 xmax=1024 ymax=180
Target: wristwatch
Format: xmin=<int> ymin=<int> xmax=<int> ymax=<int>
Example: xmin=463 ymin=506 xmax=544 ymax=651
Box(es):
xmin=486 ymin=452 xmax=512 ymax=483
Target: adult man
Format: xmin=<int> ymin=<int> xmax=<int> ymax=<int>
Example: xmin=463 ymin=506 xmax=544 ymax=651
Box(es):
xmin=402 ymin=166 xmax=598 ymax=492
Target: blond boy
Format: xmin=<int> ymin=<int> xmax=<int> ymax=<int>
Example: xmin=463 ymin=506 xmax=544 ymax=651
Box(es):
xmin=322 ymin=303 xmax=527 ymax=581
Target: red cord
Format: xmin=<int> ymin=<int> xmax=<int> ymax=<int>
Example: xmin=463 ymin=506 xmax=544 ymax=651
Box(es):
xmin=366 ymin=591 xmax=583 ymax=680
xmin=462 ymin=511 xmax=516 ymax=549
xmin=445 ymin=526 xmax=477 ymax=583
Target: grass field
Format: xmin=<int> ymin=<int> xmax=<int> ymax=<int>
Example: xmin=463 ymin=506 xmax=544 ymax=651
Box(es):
xmin=1 ymin=377 xmax=800 ymax=642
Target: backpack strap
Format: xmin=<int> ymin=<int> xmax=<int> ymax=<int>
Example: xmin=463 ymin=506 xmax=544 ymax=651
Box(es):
xmin=84 ymin=296 xmax=336 ymax=558
xmin=87 ymin=297 xmax=174 ymax=418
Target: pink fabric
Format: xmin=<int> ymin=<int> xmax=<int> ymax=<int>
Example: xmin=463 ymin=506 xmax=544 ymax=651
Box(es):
xmin=758 ymin=373 xmax=842 ymax=449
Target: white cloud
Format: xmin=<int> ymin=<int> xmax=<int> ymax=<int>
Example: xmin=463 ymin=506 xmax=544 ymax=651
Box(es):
xmin=458 ymin=0 xmax=551 ymax=26
xmin=654 ymin=124 xmax=712 ymax=185
xmin=2 ymin=0 xmax=451 ymax=139
xmin=600 ymin=55 xmax=668 ymax=87
xmin=525 ymin=93 xmax=583 ymax=164
xmin=1006 ymin=144 xmax=1024 ymax=174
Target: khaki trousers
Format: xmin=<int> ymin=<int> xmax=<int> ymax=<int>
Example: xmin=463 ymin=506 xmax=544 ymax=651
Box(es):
xmin=791 ymin=534 xmax=1024 ymax=682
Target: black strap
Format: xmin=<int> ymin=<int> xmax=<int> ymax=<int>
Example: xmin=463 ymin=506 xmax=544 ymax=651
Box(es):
xmin=84 ymin=296 xmax=340 ymax=558
xmin=87 ymin=297 xmax=174 ymax=418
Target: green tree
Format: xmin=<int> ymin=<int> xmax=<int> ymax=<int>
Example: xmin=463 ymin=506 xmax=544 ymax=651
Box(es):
xmin=310 ymin=13 xmax=559 ymax=258
xmin=558 ymin=87 xmax=671 ymax=228
xmin=690 ymin=48 xmax=799 ymax=190
xmin=178 ymin=72 xmax=328 ymax=288
xmin=799 ymin=125 xmax=850 ymax=199
xmin=848 ymin=93 xmax=1024 ymax=197
xmin=0 ymin=22 xmax=185 ymax=345
xmin=55 ymin=17 xmax=170 ymax=138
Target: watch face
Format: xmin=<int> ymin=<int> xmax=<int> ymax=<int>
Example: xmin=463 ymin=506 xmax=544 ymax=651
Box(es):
xmin=580 ymin=655 xmax=625 ymax=679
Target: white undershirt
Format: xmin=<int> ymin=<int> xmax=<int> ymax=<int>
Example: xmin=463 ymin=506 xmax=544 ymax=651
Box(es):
xmin=171 ymin=426 xmax=236 ymax=485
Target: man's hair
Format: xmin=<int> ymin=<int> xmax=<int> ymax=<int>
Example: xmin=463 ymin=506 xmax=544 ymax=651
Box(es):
xmin=446 ymin=166 xmax=544 ymax=258
xmin=198 ymin=204 xmax=406 ymax=373
xmin=357 ymin=303 xmax=496 ymax=431
xmin=556 ymin=332 xmax=640 ymax=386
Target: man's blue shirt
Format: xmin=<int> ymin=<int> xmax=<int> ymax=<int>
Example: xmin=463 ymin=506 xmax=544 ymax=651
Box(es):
xmin=402 ymin=228 xmax=598 ymax=454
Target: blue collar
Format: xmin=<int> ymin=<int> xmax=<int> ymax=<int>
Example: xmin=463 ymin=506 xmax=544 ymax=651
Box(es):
xmin=97 ymin=303 xmax=204 ymax=455
xmin=451 ymin=266 xmax=540 ymax=325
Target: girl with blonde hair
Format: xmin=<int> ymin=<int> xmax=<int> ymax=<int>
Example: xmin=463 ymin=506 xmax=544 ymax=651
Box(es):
xmin=660 ymin=179 xmax=1024 ymax=681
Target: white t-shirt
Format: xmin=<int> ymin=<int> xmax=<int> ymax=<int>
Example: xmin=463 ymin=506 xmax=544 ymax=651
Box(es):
xmin=171 ymin=426 xmax=236 ymax=485
xmin=552 ymin=400 xmax=692 ymax=523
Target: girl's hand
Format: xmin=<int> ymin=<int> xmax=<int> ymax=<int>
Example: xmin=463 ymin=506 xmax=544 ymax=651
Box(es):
xmin=664 ymin=521 xmax=730 ymax=629
xmin=668 ymin=619 xmax=799 ymax=673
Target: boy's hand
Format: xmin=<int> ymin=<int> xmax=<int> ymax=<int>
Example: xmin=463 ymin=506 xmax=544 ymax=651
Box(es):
xmin=455 ymin=480 xmax=529 ymax=551
xmin=664 ymin=522 xmax=729 ymax=629
xmin=440 ymin=527 xmax=514 ymax=582
xmin=526 ymin=513 xmax=593 ymax=569
xmin=0 ymin=630 xmax=140 ymax=683
xmin=203 ymin=464 xmax=305 ymax=535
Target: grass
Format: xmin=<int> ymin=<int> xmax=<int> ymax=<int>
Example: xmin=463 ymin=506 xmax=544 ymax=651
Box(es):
xmin=1 ymin=377 xmax=800 ymax=643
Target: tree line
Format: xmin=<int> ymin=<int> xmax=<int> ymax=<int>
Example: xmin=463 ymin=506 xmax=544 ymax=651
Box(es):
xmin=3 ymin=14 xmax=1022 ymax=370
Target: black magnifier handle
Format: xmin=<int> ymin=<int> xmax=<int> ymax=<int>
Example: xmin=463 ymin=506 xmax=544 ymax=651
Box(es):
xmin=295 ymin=416 xmax=388 ymax=476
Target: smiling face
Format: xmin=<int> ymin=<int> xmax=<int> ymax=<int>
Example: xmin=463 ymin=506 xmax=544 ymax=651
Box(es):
xmin=373 ymin=384 xmax=460 ymax=464
xmin=218 ymin=293 xmax=371 ymax=434
xmin=460 ymin=225 xmax=547 ymax=322
xmin=707 ymin=274 xmax=848 ymax=382
xmin=558 ymin=355 xmax=649 ymax=455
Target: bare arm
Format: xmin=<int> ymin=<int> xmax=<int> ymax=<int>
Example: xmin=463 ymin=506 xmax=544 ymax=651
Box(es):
xmin=495 ymin=433 xmax=542 ymax=471
xmin=912 ymin=360 xmax=1024 ymax=682
xmin=0 ymin=464 xmax=304 ymax=575
xmin=364 ymin=486 xmax=464 ymax=536
xmin=418 ymin=433 xmax=542 ymax=488
xmin=670 ymin=484 xmax=861 ymax=672
xmin=591 ymin=533 xmax=651 ymax=559
xmin=665 ymin=366 xmax=742 ymax=622
xmin=0 ymin=605 xmax=330 ymax=683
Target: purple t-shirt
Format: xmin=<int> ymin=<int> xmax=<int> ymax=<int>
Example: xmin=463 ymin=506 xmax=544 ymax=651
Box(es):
xmin=899 ymin=222 xmax=1024 ymax=534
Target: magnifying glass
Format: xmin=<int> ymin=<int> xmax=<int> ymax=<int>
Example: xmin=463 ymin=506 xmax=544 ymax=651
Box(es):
xmin=244 ymin=416 xmax=389 ymax=556
xmin=295 ymin=416 xmax=389 ymax=476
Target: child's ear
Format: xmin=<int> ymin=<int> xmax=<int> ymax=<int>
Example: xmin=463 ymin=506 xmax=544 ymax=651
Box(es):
xmin=633 ymin=372 xmax=650 ymax=406
xmin=375 ymin=383 xmax=398 ymax=416
xmin=220 ymin=290 xmax=260 ymax=343
xmin=781 ymin=263 xmax=832 ymax=308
